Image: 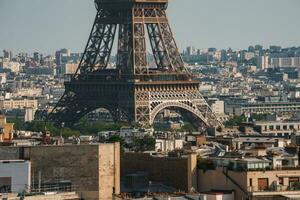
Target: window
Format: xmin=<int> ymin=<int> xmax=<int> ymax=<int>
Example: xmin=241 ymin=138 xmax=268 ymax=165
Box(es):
xmin=289 ymin=177 xmax=299 ymax=189
xmin=0 ymin=177 xmax=12 ymax=193
xmin=249 ymin=178 xmax=253 ymax=187
xmin=258 ymin=178 xmax=269 ymax=191
xmin=279 ymin=177 xmax=283 ymax=185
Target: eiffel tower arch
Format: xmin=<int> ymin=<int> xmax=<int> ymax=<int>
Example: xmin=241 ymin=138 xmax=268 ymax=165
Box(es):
xmin=48 ymin=0 xmax=223 ymax=129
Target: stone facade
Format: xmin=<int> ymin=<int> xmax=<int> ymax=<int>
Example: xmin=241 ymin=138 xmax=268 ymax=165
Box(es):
xmin=0 ymin=143 xmax=120 ymax=200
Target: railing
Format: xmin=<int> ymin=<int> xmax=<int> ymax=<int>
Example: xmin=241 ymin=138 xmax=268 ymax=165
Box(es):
xmin=248 ymin=185 xmax=300 ymax=193
xmin=29 ymin=184 xmax=77 ymax=193
xmin=67 ymin=71 xmax=194 ymax=83
xmin=15 ymin=183 xmax=78 ymax=197
xmin=227 ymin=165 xmax=300 ymax=172
xmin=0 ymin=183 xmax=77 ymax=197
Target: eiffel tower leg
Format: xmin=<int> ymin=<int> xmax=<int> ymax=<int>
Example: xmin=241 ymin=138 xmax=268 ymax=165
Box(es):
xmin=133 ymin=8 xmax=148 ymax=75
xmin=147 ymin=23 xmax=171 ymax=71
xmin=117 ymin=23 xmax=133 ymax=73
xmin=48 ymin=10 xmax=118 ymax=126
xmin=76 ymin=9 xmax=117 ymax=74
xmin=146 ymin=10 xmax=185 ymax=72
xmin=47 ymin=92 xmax=96 ymax=127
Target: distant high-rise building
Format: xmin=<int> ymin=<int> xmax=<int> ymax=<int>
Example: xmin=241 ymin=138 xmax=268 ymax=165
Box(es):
xmin=270 ymin=57 xmax=300 ymax=68
xmin=248 ymin=46 xmax=255 ymax=52
xmin=186 ymin=46 xmax=196 ymax=56
xmin=270 ymin=45 xmax=282 ymax=53
xmin=3 ymin=49 xmax=13 ymax=61
xmin=33 ymin=52 xmax=41 ymax=63
xmin=60 ymin=48 xmax=71 ymax=57
xmin=208 ymin=48 xmax=217 ymax=53
xmin=239 ymin=51 xmax=255 ymax=62
xmin=214 ymin=50 xmax=227 ymax=62
xmin=257 ymin=55 xmax=269 ymax=70
xmin=55 ymin=49 xmax=72 ymax=72
xmin=255 ymin=45 xmax=263 ymax=52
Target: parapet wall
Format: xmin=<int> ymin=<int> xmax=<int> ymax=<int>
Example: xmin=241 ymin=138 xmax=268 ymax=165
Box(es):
xmin=121 ymin=153 xmax=197 ymax=192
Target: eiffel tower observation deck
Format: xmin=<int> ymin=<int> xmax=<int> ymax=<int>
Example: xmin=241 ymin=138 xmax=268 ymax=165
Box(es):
xmin=48 ymin=0 xmax=223 ymax=129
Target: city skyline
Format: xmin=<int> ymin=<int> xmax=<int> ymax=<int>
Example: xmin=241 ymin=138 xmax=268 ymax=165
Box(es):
xmin=0 ymin=0 xmax=300 ymax=54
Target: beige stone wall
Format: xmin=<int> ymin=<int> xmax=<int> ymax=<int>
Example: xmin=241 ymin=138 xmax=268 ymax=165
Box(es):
xmin=3 ymin=123 xmax=14 ymax=142
xmin=121 ymin=153 xmax=197 ymax=192
xmin=198 ymin=168 xmax=248 ymax=200
xmin=98 ymin=143 xmax=120 ymax=200
xmin=0 ymin=99 xmax=38 ymax=109
xmin=0 ymin=144 xmax=120 ymax=200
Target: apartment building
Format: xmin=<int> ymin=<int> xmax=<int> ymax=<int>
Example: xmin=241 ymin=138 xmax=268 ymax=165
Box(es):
xmin=0 ymin=99 xmax=38 ymax=109
xmin=225 ymin=102 xmax=300 ymax=115
xmin=198 ymin=162 xmax=300 ymax=200
xmin=254 ymin=121 xmax=300 ymax=137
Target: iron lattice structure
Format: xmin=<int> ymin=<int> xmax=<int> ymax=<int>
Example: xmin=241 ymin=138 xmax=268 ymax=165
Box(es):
xmin=48 ymin=0 xmax=223 ymax=129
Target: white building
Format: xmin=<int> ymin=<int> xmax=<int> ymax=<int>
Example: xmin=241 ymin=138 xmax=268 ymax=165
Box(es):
xmin=62 ymin=62 xmax=79 ymax=75
xmin=0 ymin=160 xmax=31 ymax=193
xmin=244 ymin=52 xmax=255 ymax=61
xmin=155 ymin=138 xmax=183 ymax=152
xmin=271 ymin=57 xmax=300 ymax=68
xmin=257 ymin=55 xmax=269 ymax=70
xmin=0 ymin=73 xmax=6 ymax=84
xmin=25 ymin=108 xmax=37 ymax=122
xmin=14 ymin=88 xmax=43 ymax=98
xmin=0 ymin=99 xmax=38 ymax=109
xmin=0 ymin=61 xmax=21 ymax=73
xmin=211 ymin=100 xmax=224 ymax=115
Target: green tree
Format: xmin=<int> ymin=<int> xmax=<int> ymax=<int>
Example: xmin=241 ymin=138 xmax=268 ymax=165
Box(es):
xmin=133 ymin=135 xmax=156 ymax=152
xmin=251 ymin=113 xmax=267 ymax=121
xmin=7 ymin=118 xmax=25 ymax=130
xmin=108 ymin=135 xmax=124 ymax=145
xmin=179 ymin=122 xmax=197 ymax=132
xmin=224 ymin=115 xmax=247 ymax=127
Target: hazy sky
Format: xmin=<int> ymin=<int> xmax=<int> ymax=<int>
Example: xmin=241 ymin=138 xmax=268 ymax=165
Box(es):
xmin=0 ymin=0 xmax=300 ymax=54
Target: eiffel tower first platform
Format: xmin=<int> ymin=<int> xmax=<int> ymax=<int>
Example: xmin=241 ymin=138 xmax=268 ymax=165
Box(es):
xmin=48 ymin=0 xmax=223 ymax=129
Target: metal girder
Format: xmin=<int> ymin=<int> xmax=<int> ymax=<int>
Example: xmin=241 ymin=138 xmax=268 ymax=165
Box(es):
xmin=47 ymin=92 xmax=96 ymax=127
xmin=146 ymin=9 xmax=186 ymax=72
xmin=132 ymin=8 xmax=148 ymax=74
xmin=117 ymin=24 xmax=133 ymax=73
xmin=147 ymin=23 xmax=172 ymax=71
xmin=74 ymin=8 xmax=117 ymax=75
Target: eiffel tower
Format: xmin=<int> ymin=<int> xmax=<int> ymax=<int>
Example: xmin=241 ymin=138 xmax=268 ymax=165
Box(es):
xmin=48 ymin=0 xmax=222 ymax=129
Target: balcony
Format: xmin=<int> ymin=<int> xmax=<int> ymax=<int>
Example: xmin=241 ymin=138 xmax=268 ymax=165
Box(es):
xmin=248 ymin=184 xmax=300 ymax=198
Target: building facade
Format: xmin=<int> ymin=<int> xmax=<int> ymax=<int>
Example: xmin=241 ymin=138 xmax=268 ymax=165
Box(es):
xmin=0 ymin=143 xmax=120 ymax=200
